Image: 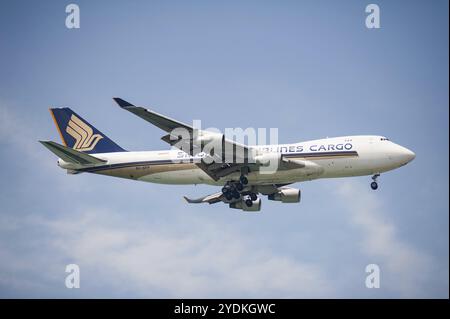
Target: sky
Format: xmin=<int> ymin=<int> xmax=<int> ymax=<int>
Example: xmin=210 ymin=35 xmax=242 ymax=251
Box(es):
xmin=0 ymin=0 xmax=448 ymax=298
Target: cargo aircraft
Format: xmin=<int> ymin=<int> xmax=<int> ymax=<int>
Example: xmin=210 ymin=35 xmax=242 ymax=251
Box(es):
xmin=40 ymin=98 xmax=415 ymax=211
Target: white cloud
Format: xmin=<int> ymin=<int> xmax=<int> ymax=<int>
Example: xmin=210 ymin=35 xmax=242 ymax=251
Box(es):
xmin=0 ymin=103 xmax=446 ymax=298
xmin=336 ymin=180 xmax=437 ymax=297
xmin=0 ymin=101 xmax=95 ymax=193
xmin=0 ymin=101 xmax=326 ymax=298
xmin=0 ymin=102 xmax=46 ymax=163
xmin=39 ymin=208 xmax=335 ymax=298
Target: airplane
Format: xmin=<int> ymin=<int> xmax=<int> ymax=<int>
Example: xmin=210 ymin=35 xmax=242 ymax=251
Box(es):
xmin=40 ymin=98 xmax=416 ymax=212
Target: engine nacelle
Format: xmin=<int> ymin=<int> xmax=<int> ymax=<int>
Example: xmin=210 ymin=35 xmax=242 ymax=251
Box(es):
xmin=268 ymin=188 xmax=301 ymax=203
xmin=229 ymin=198 xmax=262 ymax=212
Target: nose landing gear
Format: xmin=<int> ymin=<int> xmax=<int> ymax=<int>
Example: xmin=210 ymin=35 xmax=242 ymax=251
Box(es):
xmin=371 ymin=173 xmax=380 ymax=190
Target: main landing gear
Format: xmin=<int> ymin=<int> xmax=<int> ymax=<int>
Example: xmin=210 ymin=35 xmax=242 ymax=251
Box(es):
xmin=240 ymin=175 xmax=248 ymax=185
xmin=371 ymin=173 xmax=380 ymax=190
xmin=222 ymin=184 xmax=240 ymax=201
xmin=221 ymin=173 xmax=256 ymax=203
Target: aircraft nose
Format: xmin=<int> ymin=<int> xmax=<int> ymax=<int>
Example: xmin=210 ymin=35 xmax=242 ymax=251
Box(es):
xmin=397 ymin=145 xmax=416 ymax=164
xmin=404 ymin=148 xmax=416 ymax=162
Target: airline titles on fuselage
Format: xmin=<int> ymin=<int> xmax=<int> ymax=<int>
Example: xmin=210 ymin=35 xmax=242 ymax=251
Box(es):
xmin=176 ymin=142 xmax=354 ymax=159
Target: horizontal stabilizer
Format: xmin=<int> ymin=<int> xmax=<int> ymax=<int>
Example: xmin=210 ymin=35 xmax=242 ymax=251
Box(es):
xmin=39 ymin=141 xmax=107 ymax=166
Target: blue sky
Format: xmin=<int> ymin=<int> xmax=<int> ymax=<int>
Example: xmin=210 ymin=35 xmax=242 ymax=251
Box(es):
xmin=0 ymin=0 xmax=448 ymax=298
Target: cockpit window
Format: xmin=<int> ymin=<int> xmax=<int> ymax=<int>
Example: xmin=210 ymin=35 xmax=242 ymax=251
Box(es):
xmin=380 ymin=137 xmax=390 ymax=141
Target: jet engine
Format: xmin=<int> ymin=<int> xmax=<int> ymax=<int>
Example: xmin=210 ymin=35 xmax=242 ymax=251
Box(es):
xmin=229 ymin=198 xmax=262 ymax=212
xmin=268 ymin=187 xmax=301 ymax=203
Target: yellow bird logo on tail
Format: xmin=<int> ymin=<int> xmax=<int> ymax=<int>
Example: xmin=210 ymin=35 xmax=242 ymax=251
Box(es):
xmin=66 ymin=114 xmax=103 ymax=151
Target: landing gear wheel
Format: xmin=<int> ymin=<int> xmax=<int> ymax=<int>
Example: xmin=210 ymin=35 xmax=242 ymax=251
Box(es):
xmin=232 ymin=190 xmax=241 ymax=199
xmin=240 ymin=175 xmax=248 ymax=185
xmin=371 ymin=173 xmax=380 ymax=190
xmin=236 ymin=183 xmax=244 ymax=191
xmin=225 ymin=193 xmax=233 ymax=201
xmin=222 ymin=185 xmax=231 ymax=195
xmin=249 ymin=193 xmax=258 ymax=201
xmin=245 ymin=199 xmax=253 ymax=207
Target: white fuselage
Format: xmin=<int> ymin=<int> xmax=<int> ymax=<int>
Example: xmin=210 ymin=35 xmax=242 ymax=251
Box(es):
xmin=59 ymin=135 xmax=415 ymax=185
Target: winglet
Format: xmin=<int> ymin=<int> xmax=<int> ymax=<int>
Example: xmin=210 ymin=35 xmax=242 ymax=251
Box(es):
xmin=113 ymin=97 xmax=135 ymax=108
xmin=183 ymin=193 xmax=223 ymax=204
xmin=113 ymin=98 xmax=193 ymax=133
xmin=183 ymin=196 xmax=201 ymax=204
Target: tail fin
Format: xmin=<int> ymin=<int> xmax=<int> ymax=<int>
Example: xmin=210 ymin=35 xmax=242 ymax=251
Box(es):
xmin=49 ymin=107 xmax=126 ymax=154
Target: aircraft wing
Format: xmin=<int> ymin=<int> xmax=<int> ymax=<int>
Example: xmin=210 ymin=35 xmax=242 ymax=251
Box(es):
xmin=113 ymin=98 xmax=193 ymax=133
xmin=183 ymin=192 xmax=224 ymax=204
xmin=113 ymin=97 xmax=254 ymax=180
xmin=183 ymin=184 xmax=293 ymax=206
